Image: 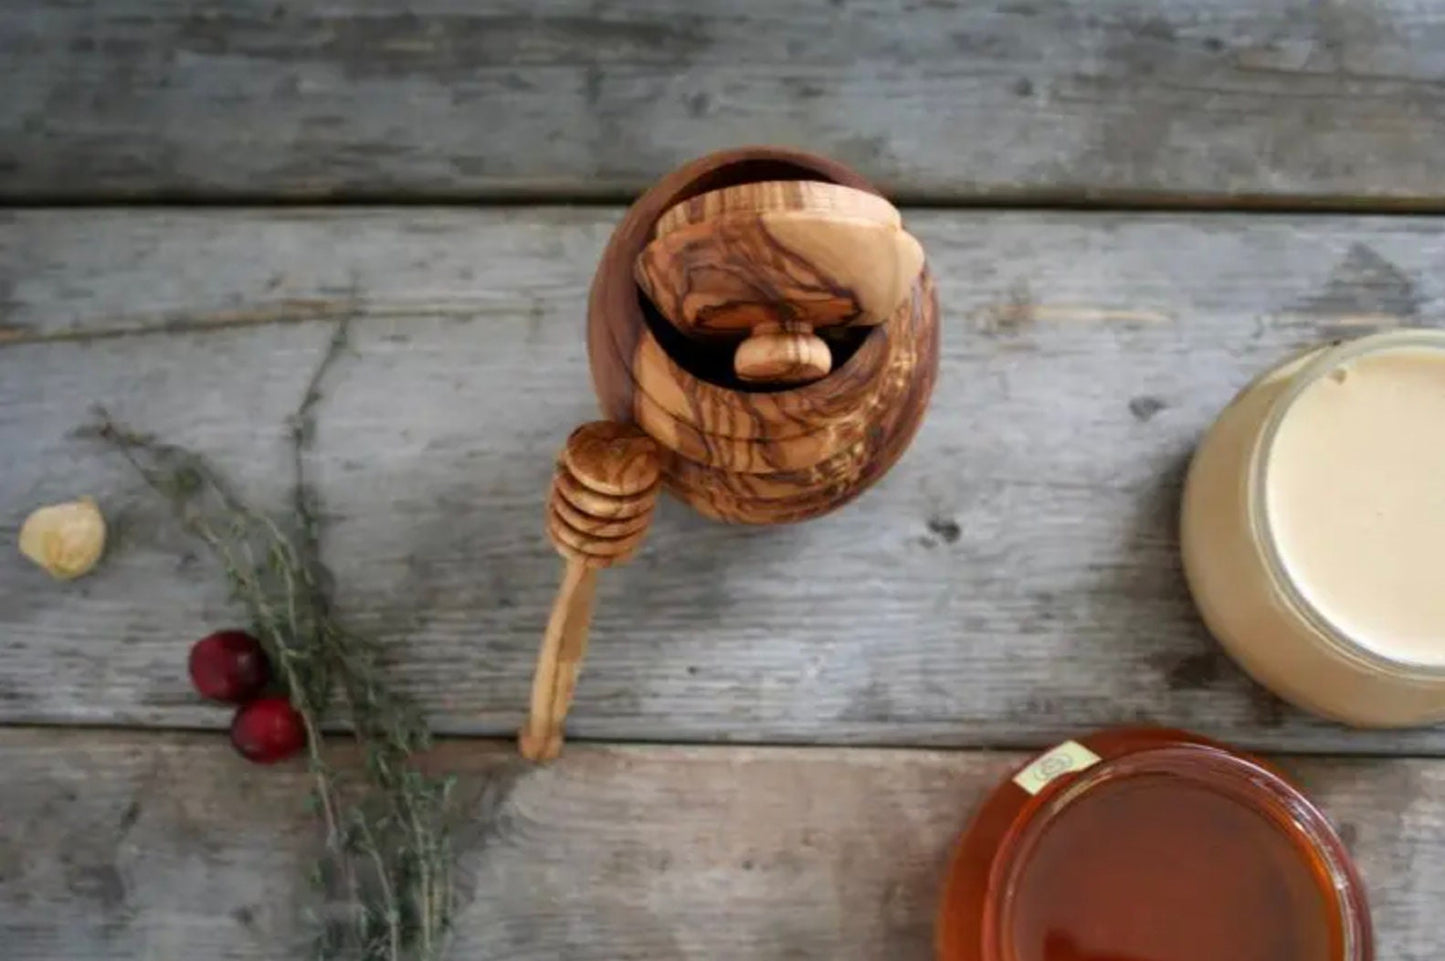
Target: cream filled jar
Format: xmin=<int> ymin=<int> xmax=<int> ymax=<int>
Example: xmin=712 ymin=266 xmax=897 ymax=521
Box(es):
xmin=1181 ymin=329 xmax=1445 ymax=727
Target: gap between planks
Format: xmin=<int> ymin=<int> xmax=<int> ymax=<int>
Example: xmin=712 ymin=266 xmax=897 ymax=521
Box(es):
xmin=1 ymin=722 xmax=1441 ymax=764
xmin=13 ymin=189 xmax=1445 ymax=213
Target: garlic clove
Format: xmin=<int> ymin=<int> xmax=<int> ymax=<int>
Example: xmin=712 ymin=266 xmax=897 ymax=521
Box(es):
xmin=18 ymin=496 xmax=107 ymax=580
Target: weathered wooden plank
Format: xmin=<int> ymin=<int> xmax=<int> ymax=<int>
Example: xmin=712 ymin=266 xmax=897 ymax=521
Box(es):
xmin=4 ymin=208 xmax=1445 ymax=754
xmin=6 ymin=1 xmax=1445 ymax=202
xmin=1 ymin=730 xmax=1441 ymax=960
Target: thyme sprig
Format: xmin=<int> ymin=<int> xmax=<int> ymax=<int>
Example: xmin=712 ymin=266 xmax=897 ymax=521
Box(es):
xmin=92 ymin=322 xmax=455 ymax=961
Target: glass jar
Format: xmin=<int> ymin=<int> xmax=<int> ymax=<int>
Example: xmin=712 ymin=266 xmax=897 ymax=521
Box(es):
xmin=1181 ymin=329 xmax=1445 ymax=726
xmin=937 ymin=728 xmax=1370 ymax=961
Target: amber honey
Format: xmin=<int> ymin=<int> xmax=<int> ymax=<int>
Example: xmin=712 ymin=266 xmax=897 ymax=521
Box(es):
xmin=938 ymin=729 xmax=1371 ymax=961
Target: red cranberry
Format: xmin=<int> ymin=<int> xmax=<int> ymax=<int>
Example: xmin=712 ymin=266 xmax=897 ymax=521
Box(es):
xmin=230 ymin=696 xmax=306 ymax=764
xmin=188 ymin=630 xmax=271 ymax=703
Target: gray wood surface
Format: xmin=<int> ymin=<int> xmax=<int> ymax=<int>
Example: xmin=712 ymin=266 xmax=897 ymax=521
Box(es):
xmin=5 ymin=207 xmax=1445 ymax=756
xmin=6 ymin=0 xmax=1445 ymax=203
xmin=2 ymin=730 xmax=1441 ymax=960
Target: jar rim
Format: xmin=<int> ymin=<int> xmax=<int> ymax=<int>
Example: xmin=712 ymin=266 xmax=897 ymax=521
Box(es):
xmin=936 ymin=728 xmax=1371 ymax=961
xmin=1247 ymin=328 xmax=1445 ymax=680
xmin=990 ymin=745 xmax=1364 ymax=961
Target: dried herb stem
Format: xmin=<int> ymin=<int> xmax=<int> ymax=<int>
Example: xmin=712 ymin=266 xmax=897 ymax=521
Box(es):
xmin=90 ymin=323 xmax=455 ymax=961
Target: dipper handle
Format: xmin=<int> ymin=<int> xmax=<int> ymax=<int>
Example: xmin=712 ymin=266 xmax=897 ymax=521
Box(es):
xmin=519 ymin=422 xmax=662 ymax=761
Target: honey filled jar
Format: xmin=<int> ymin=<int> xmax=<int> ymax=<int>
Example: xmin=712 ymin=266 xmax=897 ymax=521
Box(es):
xmin=1181 ymin=329 xmax=1445 ymax=726
xmin=936 ymin=728 xmax=1370 ymax=961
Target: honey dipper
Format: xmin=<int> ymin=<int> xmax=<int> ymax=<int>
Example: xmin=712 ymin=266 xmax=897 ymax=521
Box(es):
xmin=519 ymin=421 xmax=662 ymax=761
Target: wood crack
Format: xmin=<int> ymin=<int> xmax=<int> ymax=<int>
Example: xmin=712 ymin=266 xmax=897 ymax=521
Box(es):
xmin=0 ymin=300 xmax=509 ymax=349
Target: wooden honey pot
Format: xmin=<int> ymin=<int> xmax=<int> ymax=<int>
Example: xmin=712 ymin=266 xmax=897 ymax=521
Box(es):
xmin=520 ymin=147 xmax=940 ymax=760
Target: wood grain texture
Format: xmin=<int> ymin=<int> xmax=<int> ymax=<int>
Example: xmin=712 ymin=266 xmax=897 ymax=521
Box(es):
xmin=529 ymin=423 xmax=664 ymax=758
xmin=593 ymin=148 xmax=940 ymax=522
xmin=655 ymin=181 xmax=901 ymax=238
xmin=560 ymin=422 xmax=662 ymax=499
xmin=656 ymin=269 xmax=939 ymax=524
xmin=521 ymin=559 xmax=599 ymax=761
xmin=586 ymin=148 xmax=879 ymax=431
xmin=10 ymin=209 xmax=1445 ymax=753
xmin=7 ymin=1 xmax=1445 ymax=203
xmin=636 ymin=212 xmax=922 ymax=335
xmin=1 ymin=729 xmax=1442 ymax=960
xmin=637 ymin=194 xmax=925 ymax=385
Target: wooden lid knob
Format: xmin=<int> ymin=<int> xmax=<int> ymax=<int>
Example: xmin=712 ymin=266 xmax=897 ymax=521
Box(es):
xmin=734 ymin=321 xmax=832 ymax=383
xmin=549 ymin=422 xmax=662 ymax=567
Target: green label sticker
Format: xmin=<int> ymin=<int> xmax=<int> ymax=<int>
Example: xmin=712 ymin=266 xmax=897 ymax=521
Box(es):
xmin=1012 ymin=740 xmax=1103 ymax=795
